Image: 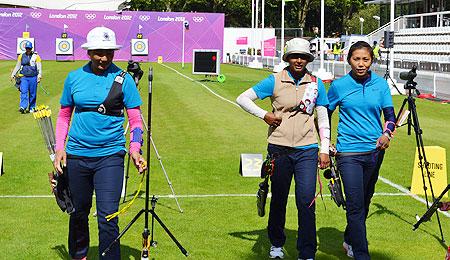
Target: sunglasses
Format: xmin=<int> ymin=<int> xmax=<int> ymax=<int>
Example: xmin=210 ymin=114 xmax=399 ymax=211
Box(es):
xmin=288 ymin=53 xmax=310 ymax=60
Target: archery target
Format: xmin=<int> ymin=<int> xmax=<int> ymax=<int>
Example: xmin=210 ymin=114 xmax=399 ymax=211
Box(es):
xmin=17 ymin=38 xmax=35 ymax=54
xmin=56 ymin=38 xmax=73 ymax=55
xmin=131 ymin=39 xmax=148 ymax=55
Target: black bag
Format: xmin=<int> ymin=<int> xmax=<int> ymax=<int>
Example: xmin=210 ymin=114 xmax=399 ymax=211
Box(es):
xmin=257 ymin=155 xmax=275 ymax=217
xmin=48 ymin=167 xmax=75 ymax=214
xmin=323 ymin=156 xmax=346 ymax=209
xmin=14 ymin=76 xmax=21 ymax=90
xmin=257 ymin=177 xmax=269 ymax=217
xmin=260 ymin=154 xmax=275 ymax=179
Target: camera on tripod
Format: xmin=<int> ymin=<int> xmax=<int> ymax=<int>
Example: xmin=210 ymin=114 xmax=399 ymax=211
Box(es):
xmin=399 ymin=65 xmax=418 ymax=90
xmin=127 ymin=60 xmax=144 ymax=86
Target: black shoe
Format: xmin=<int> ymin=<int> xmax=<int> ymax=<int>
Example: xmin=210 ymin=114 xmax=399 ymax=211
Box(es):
xmin=19 ymin=108 xmax=25 ymax=114
xmin=25 ymin=109 xmax=30 ymax=114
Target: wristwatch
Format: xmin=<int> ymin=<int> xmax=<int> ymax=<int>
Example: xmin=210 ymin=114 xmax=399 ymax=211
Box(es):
xmin=383 ymin=131 xmax=392 ymax=140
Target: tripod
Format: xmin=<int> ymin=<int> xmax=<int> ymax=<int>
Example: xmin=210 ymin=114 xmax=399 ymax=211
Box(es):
xmin=414 ymin=184 xmax=450 ymax=231
xmin=102 ymin=67 xmax=189 ymax=258
xmin=383 ymin=48 xmax=402 ymax=95
xmin=396 ymin=78 xmax=445 ymax=242
xmin=122 ymin=113 xmax=183 ymax=213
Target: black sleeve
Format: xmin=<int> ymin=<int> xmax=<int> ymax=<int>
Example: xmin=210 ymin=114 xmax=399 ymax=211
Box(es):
xmin=382 ymin=106 xmax=396 ymax=133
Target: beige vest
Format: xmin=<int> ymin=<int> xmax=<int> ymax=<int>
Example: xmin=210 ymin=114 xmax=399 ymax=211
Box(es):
xmin=267 ymin=69 xmax=317 ymax=147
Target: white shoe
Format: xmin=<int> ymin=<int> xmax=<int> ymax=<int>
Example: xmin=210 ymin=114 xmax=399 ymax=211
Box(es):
xmin=343 ymin=241 xmax=354 ymax=258
xmin=269 ymin=246 xmax=284 ymax=259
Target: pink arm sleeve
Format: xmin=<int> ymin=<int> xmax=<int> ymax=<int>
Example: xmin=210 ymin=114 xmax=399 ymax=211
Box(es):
xmin=55 ymin=106 xmax=73 ymax=151
xmin=127 ymin=107 xmax=143 ymax=154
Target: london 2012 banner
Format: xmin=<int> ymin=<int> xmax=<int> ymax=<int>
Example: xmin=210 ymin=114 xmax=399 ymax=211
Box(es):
xmin=0 ymin=8 xmax=224 ymax=62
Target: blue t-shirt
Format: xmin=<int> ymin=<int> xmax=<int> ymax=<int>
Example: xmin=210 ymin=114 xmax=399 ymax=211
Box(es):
xmin=327 ymin=71 xmax=393 ymax=152
xmin=60 ymin=62 xmax=142 ymax=157
xmin=252 ymin=70 xmax=329 ymax=149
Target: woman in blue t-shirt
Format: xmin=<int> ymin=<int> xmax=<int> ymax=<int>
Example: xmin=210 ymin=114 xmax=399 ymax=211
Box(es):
xmin=327 ymin=41 xmax=396 ymax=260
xmin=53 ymin=27 xmax=147 ymax=260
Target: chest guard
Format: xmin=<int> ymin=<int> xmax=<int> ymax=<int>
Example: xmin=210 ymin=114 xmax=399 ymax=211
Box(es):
xmin=77 ymin=71 xmax=127 ymax=117
xmin=290 ymin=73 xmax=318 ymax=116
xmin=20 ymin=53 xmax=38 ymax=77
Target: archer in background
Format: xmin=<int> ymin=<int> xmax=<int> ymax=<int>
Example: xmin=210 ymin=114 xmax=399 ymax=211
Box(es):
xmin=10 ymin=41 xmax=42 ymax=113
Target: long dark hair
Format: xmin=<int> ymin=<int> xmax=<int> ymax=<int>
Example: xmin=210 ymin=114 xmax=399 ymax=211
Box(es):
xmin=347 ymin=41 xmax=374 ymax=64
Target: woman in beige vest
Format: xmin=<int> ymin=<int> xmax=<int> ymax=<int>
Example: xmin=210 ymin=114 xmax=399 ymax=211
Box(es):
xmin=236 ymin=38 xmax=330 ymax=260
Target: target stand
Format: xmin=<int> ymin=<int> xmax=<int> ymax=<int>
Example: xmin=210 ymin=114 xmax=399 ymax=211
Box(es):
xmin=130 ymin=35 xmax=149 ymax=62
xmin=16 ymin=37 xmax=34 ymax=55
xmin=55 ymin=37 xmax=74 ymax=62
xmin=192 ymin=49 xmax=226 ymax=83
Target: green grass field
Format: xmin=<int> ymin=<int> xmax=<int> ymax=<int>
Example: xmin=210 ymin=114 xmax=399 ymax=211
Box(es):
xmin=0 ymin=60 xmax=449 ymax=259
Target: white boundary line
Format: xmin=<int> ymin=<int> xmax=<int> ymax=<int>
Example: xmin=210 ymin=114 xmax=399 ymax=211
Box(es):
xmin=379 ymin=176 xmax=450 ymax=217
xmin=159 ymin=63 xmax=241 ymax=108
xmin=2 ymin=191 xmax=448 ymax=217
xmin=159 ymin=64 xmax=450 ymax=219
xmin=0 ymin=192 xmax=407 ymax=199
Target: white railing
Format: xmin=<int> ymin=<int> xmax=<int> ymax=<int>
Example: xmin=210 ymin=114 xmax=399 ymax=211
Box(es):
xmin=403 ymin=10 xmax=450 ymax=28
xmin=230 ymin=54 xmax=450 ymax=99
xmin=367 ymin=16 xmax=405 ymax=44
xmin=231 ymin=54 xmax=282 ymax=69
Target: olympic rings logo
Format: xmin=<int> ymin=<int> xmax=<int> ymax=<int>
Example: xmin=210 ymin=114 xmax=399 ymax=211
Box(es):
xmin=30 ymin=12 xmax=42 ymax=19
xmin=192 ymin=16 xmax=204 ymax=23
xmin=139 ymin=15 xmax=150 ymax=21
xmin=58 ymin=40 xmax=71 ymax=52
xmin=133 ymin=41 xmax=146 ymax=52
xmin=85 ymin=13 xmax=96 ymax=20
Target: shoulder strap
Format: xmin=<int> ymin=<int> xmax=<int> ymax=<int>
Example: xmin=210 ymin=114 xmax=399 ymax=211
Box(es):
xmin=101 ymin=70 xmax=127 ymax=116
xmin=77 ymin=70 xmax=127 ymax=117
xmin=20 ymin=53 xmax=31 ymax=66
xmin=308 ymin=71 xmax=317 ymax=83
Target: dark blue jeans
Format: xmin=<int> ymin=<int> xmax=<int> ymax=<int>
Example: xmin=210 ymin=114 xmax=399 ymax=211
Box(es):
xmin=336 ymin=150 xmax=385 ymax=260
xmin=267 ymin=144 xmax=318 ymax=259
xmin=66 ymin=151 xmax=125 ymax=260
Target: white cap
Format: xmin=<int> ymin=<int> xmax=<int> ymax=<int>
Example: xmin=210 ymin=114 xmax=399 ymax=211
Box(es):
xmin=81 ymin=27 xmax=122 ymax=50
xmin=282 ymin=38 xmax=314 ymax=62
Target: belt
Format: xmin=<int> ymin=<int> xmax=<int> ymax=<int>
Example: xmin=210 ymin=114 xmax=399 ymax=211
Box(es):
xmin=336 ymin=151 xmax=375 ymax=157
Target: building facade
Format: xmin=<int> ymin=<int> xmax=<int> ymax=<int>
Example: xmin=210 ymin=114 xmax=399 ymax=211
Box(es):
xmin=366 ymin=0 xmax=450 ymax=27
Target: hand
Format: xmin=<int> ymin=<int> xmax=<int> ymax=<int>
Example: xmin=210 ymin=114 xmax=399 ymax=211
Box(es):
xmin=10 ymin=76 xmax=14 ymax=82
xmin=376 ymin=135 xmax=390 ymax=150
xmin=37 ymin=76 xmax=41 ymax=83
xmin=263 ymin=112 xmax=282 ymax=127
xmin=53 ymin=150 xmax=67 ymax=174
xmin=131 ymin=151 xmax=147 ymax=173
xmin=439 ymin=202 xmax=450 ymax=211
xmin=329 ymin=144 xmax=337 ymax=156
xmin=48 ymin=172 xmax=57 ymax=193
xmin=318 ymin=153 xmax=330 ymax=169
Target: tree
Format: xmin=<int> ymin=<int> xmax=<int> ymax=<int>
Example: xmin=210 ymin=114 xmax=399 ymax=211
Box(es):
xmin=129 ymin=0 xmax=253 ymax=27
xmin=129 ymin=0 xmax=171 ymax=11
xmin=345 ymin=4 xmax=380 ymax=35
xmin=127 ymin=0 xmax=372 ymax=35
xmin=304 ymin=0 xmax=366 ymax=37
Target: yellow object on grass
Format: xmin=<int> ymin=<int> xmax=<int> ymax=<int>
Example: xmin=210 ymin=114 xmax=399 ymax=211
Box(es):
xmin=411 ymin=146 xmax=448 ymax=198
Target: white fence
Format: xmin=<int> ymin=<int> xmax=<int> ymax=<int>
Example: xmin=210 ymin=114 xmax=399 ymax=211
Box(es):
xmin=230 ymin=54 xmax=450 ymax=99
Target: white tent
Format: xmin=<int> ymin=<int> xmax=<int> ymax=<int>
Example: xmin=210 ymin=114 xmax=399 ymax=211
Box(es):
xmin=0 ymin=0 xmax=129 ymax=11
